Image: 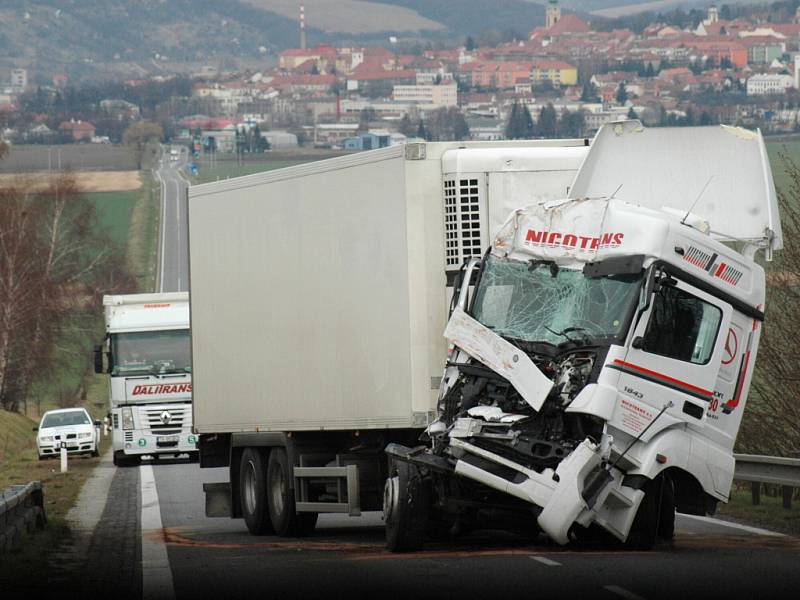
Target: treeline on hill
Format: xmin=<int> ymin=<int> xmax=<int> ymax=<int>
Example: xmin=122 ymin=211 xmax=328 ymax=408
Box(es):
xmin=593 ymin=1 xmax=800 ymax=33
xmin=0 ymin=158 xmax=134 ymax=413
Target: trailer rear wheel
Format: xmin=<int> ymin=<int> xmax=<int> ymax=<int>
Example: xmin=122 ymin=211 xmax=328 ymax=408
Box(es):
xmin=267 ymin=448 xmax=317 ymax=536
xmin=240 ymin=448 xmax=274 ymax=535
xmin=385 ymin=461 xmax=429 ymax=552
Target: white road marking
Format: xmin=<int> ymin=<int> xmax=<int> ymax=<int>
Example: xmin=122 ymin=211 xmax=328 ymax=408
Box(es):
xmin=529 ymin=555 xmax=562 ymax=566
xmin=678 ymin=513 xmax=785 ymax=537
xmin=604 ymin=585 xmax=646 ymax=600
xmin=140 ymin=463 xmax=175 ymax=600
xmin=157 ymin=167 xmax=167 ymax=293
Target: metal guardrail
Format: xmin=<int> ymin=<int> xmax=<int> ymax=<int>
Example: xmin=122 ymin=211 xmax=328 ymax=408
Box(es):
xmin=0 ymin=481 xmax=47 ymax=555
xmin=733 ymin=453 xmax=800 ymax=509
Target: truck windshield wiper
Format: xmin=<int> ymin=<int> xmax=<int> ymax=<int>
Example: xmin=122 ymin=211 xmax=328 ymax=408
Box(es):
xmin=545 ymin=326 xmax=593 ymax=346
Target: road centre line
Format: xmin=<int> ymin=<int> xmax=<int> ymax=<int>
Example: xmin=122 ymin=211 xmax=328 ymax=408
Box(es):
xmin=529 ymin=555 xmax=562 ymax=566
xmin=604 ymin=585 xmax=646 ymax=600
xmin=140 ymin=463 xmax=175 ymax=600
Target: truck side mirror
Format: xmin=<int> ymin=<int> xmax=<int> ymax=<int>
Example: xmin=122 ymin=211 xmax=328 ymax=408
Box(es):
xmin=94 ymin=344 xmax=104 ymax=374
xmin=32 ymin=426 xmax=38 ymax=432
xmin=632 ymin=336 xmax=645 ymax=350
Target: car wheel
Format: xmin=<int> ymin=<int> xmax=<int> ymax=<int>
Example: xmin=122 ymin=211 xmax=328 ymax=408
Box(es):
xmin=240 ymin=448 xmax=274 ymax=535
xmin=385 ymin=461 xmax=429 ymax=552
xmin=267 ymin=448 xmax=317 ymax=536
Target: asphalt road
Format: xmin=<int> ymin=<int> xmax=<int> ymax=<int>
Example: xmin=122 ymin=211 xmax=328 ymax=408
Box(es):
xmin=148 ymin=460 xmax=799 ymax=600
xmin=156 ymin=146 xmax=189 ymax=293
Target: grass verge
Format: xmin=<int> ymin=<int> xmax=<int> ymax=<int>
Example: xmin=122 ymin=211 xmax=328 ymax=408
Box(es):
xmin=0 ymin=375 xmax=111 ymax=574
xmin=717 ymin=484 xmax=800 ymax=536
xmin=127 ymin=172 xmax=159 ymax=292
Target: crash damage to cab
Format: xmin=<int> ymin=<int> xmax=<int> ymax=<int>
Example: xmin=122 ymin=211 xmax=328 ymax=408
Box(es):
xmin=385 ymin=194 xmax=767 ymax=551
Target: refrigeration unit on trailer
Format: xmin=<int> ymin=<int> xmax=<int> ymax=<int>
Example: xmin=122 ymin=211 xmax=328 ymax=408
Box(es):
xmin=385 ymin=121 xmax=781 ymax=551
xmin=188 ymin=138 xmax=591 ymax=536
xmin=95 ymin=292 xmax=198 ymax=466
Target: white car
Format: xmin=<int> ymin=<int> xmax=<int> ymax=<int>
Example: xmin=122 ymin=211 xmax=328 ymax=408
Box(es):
xmin=35 ymin=408 xmax=101 ymax=460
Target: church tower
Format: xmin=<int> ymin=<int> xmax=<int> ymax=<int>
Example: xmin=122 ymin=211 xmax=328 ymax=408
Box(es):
xmin=546 ymin=0 xmax=561 ymax=29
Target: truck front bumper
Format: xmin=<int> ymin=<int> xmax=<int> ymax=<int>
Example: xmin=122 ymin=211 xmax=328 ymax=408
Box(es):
xmin=121 ymin=431 xmax=198 ymax=456
xmin=389 ymin=435 xmax=638 ymax=545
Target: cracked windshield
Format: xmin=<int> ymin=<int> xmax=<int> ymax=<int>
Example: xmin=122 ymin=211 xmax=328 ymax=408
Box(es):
xmin=471 ymin=255 xmax=642 ymax=345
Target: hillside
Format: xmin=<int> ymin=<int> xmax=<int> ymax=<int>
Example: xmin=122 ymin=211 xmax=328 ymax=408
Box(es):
xmin=0 ymin=0 xmax=549 ymax=81
xmin=0 ymin=409 xmax=36 ymax=466
xmin=243 ymin=0 xmax=445 ymax=34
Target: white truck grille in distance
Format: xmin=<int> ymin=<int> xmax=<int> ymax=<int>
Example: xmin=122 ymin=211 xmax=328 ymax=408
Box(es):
xmin=142 ymin=406 xmax=186 ymax=436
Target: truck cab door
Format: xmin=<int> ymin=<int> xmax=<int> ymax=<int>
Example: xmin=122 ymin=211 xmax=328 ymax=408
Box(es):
xmin=612 ymin=274 xmax=732 ymax=428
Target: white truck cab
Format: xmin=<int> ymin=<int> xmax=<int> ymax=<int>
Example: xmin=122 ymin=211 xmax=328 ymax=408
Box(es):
xmin=385 ymin=122 xmax=781 ymax=551
xmin=95 ymin=292 xmax=198 ymax=466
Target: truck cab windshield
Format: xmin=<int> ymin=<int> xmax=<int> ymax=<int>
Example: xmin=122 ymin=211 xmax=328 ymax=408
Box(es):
xmin=471 ymin=255 xmax=643 ymax=346
xmin=111 ymin=329 xmax=191 ymax=375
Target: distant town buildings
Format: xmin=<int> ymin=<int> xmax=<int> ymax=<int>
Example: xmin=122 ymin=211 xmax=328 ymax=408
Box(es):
xmin=8 ymin=1 xmax=800 ymax=149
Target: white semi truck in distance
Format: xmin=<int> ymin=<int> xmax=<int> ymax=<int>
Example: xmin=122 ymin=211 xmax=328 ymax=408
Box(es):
xmin=95 ymin=292 xmax=198 ymax=466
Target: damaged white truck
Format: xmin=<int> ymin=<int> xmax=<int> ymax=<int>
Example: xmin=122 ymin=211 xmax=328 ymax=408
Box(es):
xmin=189 ymin=121 xmax=779 ymax=551
xmin=385 ymin=121 xmax=781 ymax=551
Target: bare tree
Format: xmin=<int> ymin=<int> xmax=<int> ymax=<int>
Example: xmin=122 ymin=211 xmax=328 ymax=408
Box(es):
xmin=742 ymin=153 xmax=800 ymax=456
xmin=0 ymin=172 xmax=135 ymax=412
xmin=0 ymin=178 xmax=48 ymax=411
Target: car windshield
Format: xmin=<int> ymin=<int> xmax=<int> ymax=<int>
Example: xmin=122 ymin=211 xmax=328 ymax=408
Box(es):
xmin=42 ymin=411 xmax=90 ymax=428
xmin=111 ymin=329 xmax=191 ymax=375
xmin=471 ymin=255 xmax=643 ymax=346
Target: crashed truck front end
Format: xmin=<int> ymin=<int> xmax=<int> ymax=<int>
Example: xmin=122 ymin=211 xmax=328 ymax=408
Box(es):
xmin=385 ymin=197 xmax=737 ymax=551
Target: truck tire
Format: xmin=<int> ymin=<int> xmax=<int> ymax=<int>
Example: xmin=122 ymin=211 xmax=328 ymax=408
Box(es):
xmin=267 ymin=448 xmax=317 ymax=536
xmin=384 ymin=461 xmax=429 ymax=552
xmin=113 ymin=451 xmax=140 ymax=468
xmin=657 ymin=473 xmax=675 ymax=542
xmin=240 ymin=448 xmax=274 ymax=535
xmin=626 ymin=473 xmax=674 ymax=550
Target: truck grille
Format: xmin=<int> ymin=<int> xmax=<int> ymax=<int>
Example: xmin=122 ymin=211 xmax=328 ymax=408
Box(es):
xmin=444 ymin=176 xmax=486 ymax=270
xmin=142 ymin=406 xmax=188 ymax=435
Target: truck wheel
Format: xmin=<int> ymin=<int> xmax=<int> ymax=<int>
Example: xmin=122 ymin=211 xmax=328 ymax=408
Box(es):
xmin=113 ymin=451 xmax=139 ymax=467
xmin=384 ymin=461 xmax=429 ymax=552
xmin=267 ymin=448 xmax=317 ymax=536
xmin=657 ymin=473 xmax=675 ymax=542
xmin=240 ymin=448 xmax=274 ymax=535
xmin=626 ymin=473 xmax=673 ymax=550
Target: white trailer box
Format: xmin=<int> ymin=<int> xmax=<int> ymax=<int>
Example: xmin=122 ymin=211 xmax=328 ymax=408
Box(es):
xmin=188 ymin=141 xmax=589 ymax=435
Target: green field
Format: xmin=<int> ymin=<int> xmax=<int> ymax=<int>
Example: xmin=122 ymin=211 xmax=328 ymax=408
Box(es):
xmin=86 ymin=190 xmax=138 ymax=248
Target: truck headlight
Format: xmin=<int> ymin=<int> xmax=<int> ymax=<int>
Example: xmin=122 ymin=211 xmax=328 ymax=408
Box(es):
xmin=40 ymin=436 xmax=54 ymax=442
xmin=78 ymin=432 xmax=92 ymax=439
xmin=122 ymin=407 xmax=134 ymax=430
